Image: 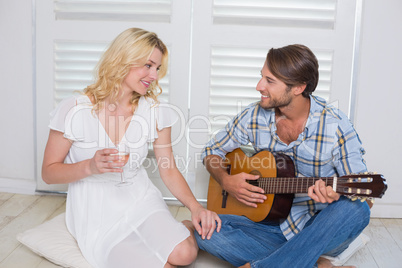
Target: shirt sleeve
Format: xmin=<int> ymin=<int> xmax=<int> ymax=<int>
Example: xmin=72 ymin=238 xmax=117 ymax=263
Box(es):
xmin=331 ymin=114 xmax=367 ymax=177
xmin=48 ymin=96 xmax=85 ymax=142
xmin=148 ymin=101 xmax=179 ymax=142
xmin=155 ymin=102 xmax=179 ymax=131
xmin=201 ymin=106 xmax=253 ymax=161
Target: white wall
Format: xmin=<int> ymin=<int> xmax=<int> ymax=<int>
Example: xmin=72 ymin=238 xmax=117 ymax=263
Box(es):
xmin=0 ymin=0 xmax=400 ymax=216
xmin=0 ymin=0 xmax=36 ymax=194
xmin=354 ymin=0 xmax=402 ymax=217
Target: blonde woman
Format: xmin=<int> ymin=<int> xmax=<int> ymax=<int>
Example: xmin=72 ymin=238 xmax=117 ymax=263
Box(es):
xmin=42 ymin=28 xmax=221 ymax=268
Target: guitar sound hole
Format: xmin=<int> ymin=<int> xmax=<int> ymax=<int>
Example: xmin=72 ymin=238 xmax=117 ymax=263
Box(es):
xmin=248 ymin=170 xmax=261 ymax=187
xmin=248 ymin=180 xmax=259 ymax=187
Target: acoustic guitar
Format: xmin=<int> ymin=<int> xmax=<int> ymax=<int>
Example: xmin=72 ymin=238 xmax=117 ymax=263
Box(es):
xmin=207 ymin=148 xmax=387 ymax=222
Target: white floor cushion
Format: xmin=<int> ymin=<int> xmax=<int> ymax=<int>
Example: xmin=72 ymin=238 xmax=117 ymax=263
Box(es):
xmin=17 ymin=213 xmax=92 ymax=268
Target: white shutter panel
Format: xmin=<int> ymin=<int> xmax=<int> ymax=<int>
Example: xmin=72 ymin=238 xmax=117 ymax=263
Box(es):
xmin=213 ymin=0 xmax=337 ymax=29
xmin=53 ymin=41 xmax=106 ymax=104
xmin=54 ymin=0 xmax=172 ymax=22
xmin=209 ymin=47 xmax=264 ymax=133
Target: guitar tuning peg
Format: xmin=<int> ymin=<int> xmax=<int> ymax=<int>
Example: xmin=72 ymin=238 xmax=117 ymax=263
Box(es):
xmin=350 ymin=196 xmax=358 ymax=201
xmin=359 ymin=198 xmax=366 ymax=202
xmin=364 ymin=172 xmax=368 ymax=174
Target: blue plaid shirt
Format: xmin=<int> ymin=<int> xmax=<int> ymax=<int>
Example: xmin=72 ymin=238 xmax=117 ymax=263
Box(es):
xmin=202 ymin=95 xmax=367 ymax=240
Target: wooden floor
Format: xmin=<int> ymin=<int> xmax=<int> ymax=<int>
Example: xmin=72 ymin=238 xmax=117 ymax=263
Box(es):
xmin=1 ymin=192 xmax=402 ymax=268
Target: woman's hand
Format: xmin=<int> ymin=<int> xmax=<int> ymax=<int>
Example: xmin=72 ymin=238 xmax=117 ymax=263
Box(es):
xmin=88 ymin=148 xmax=125 ymax=175
xmin=191 ymin=205 xmax=221 ymax=240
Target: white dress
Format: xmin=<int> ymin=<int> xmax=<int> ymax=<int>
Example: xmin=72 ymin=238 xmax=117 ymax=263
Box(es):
xmin=49 ymin=94 xmax=190 ymax=268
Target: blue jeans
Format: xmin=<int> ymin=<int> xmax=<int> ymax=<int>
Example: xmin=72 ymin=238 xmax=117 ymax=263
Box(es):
xmin=195 ymin=196 xmax=370 ymax=268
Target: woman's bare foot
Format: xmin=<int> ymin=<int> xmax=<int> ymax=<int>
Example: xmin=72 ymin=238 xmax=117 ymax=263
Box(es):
xmin=317 ymin=257 xmax=356 ymax=268
xmin=238 ymin=263 xmax=251 ymax=268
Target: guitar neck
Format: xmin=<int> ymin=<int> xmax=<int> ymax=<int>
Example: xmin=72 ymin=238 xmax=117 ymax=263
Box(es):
xmin=258 ymin=177 xmax=335 ymax=194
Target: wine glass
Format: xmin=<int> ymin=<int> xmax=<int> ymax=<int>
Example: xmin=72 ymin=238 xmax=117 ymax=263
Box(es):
xmin=112 ymin=142 xmax=133 ymax=187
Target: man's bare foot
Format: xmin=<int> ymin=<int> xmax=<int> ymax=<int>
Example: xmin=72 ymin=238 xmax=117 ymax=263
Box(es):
xmin=238 ymin=263 xmax=251 ymax=268
xmin=317 ymin=257 xmax=356 ymax=268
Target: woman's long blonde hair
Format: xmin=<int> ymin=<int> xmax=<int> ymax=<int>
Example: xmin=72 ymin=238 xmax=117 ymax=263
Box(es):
xmin=84 ymin=28 xmax=168 ymax=112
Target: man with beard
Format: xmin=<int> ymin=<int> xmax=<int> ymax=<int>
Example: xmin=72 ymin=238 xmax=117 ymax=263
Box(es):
xmin=195 ymin=44 xmax=371 ymax=268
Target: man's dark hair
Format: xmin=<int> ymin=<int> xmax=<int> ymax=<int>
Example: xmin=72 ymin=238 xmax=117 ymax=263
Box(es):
xmin=266 ymin=44 xmax=319 ymax=98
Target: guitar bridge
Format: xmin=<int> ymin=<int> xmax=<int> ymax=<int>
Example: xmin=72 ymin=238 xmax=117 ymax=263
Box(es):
xmin=221 ymin=164 xmax=231 ymax=209
xmin=222 ymin=190 xmax=228 ymax=208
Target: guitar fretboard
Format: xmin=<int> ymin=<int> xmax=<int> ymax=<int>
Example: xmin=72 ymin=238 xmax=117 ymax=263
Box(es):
xmin=257 ymin=177 xmax=336 ymax=194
